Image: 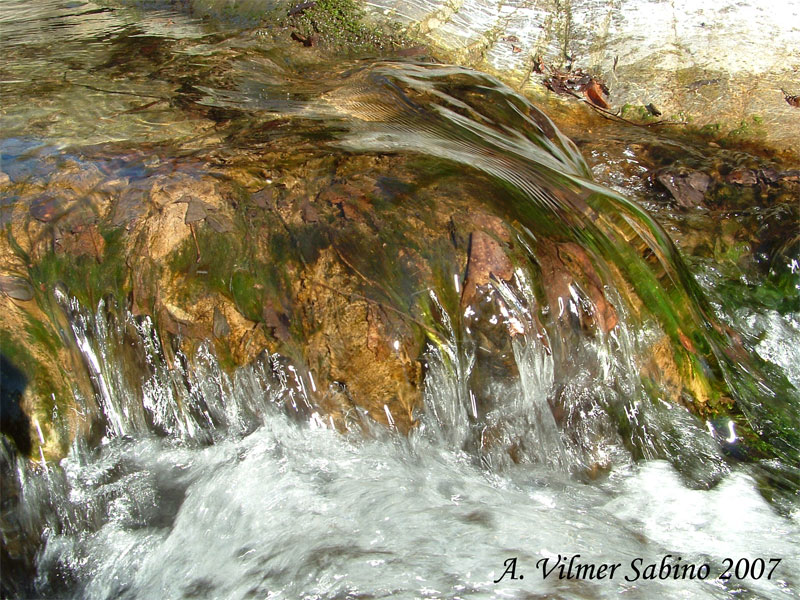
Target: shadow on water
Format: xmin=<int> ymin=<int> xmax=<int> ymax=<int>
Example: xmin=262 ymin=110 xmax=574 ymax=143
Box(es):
xmin=1 ymin=358 xmax=37 ymax=600
xmin=0 ymin=354 xmax=32 ymax=457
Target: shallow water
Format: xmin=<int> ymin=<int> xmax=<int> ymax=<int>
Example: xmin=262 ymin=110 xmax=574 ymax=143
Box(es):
xmin=17 ymin=399 xmax=800 ymax=600
xmin=1 ymin=0 xmax=799 ymax=598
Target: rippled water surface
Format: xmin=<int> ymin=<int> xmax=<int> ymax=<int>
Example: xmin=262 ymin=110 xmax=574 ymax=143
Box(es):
xmin=1 ymin=1 xmax=799 ymax=598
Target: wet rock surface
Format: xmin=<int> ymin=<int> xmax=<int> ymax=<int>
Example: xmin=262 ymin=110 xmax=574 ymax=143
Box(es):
xmin=574 ymin=120 xmax=800 ymax=301
xmin=0 ymin=9 xmax=796 ymax=469
xmin=656 ymin=169 xmax=712 ymax=208
xmin=0 ymin=145 xmax=501 ymax=450
xmin=0 ymin=131 xmax=736 ymax=458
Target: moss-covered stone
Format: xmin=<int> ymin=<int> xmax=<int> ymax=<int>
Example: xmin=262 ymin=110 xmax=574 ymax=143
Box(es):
xmin=285 ymin=0 xmax=408 ymax=52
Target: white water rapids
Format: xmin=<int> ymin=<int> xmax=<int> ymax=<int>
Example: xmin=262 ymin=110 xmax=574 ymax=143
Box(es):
xmin=8 ymin=298 xmax=800 ymax=600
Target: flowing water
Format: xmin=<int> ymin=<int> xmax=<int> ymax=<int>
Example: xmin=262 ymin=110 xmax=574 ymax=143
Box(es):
xmin=1 ymin=1 xmax=799 ymax=598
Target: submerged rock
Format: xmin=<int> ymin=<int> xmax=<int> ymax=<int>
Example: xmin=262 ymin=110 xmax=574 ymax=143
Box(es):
xmin=0 ymin=275 xmax=34 ymax=302
xmin=0 ymin=58 xmax=795 ymax=469
xmin=656 ymin=169 xmax=712 ymax=208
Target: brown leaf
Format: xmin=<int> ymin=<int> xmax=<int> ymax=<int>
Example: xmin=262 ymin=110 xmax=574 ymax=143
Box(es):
xmin=726 ymin=168 xmax=757 ymax=186
xmin=263 ymin=304 xmax=291 ymax=341
xmin=656 ymin=169 xmax=712 ymax=208
xmin=396 ymin=46 xmax=428 ymax=57
xmin=584 ymin=80 xmax=609 ymax=109
xmin=29 ymin=193 xmax=66 ymax=222
xmin=251 ymin=187 xmax=273 ymax=208
xmin=301 ymin=200 xmax=320 ymax=223
xmin=461 ymin=228 xmax=513 ymax=307
xmin=213 ymin=306 xmax=231 ymax=338
xmin=184 ymin=199 xmax=208 ymax=224
xmin=288 ymin=1 xmax=315 ymax=16
xmin=64 ymin=225 xmax=106 ymax=259
xmin=557 ymin=242 xmax=618 ymax=332
xmin=291 ymin=31 xmax=315 ymax=47
xmin=544 ymin=76 xmax=569 ymax=95
xmin=757 ymin=168 xmax=779 ymax=184
xmin=678 ymin=331 xmax=696 ymax=353
xmin=645 ymin=103 xmax=662 ymax=117
xmin=112 ymin=188 xmax=147 ymax=227
xmin=206 ymin=213 xmax=233 ymax=233
xmin=782 ymin=89 xmax=800 ymax=107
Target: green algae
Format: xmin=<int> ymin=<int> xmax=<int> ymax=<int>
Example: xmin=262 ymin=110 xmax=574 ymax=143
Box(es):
xmin=286 ymin=0 xmax=408 ymax=52
xmin=169 ymin=222 xmax=295 ymax=328
xmin=27 ymin=227 xmax=129 ymax=310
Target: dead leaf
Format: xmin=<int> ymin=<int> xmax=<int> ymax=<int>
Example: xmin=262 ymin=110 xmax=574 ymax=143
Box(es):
xmin=213 ymin=306 xmax=231 ymax=338
xmin=396 ymin=46 xmax=428 ymax=57
xmin=206 ymin=213 xmax=233 ymax=233
xmin=301 ymin=200 xmax=320 ymax=223
xmin=584 ymin=80 xmax=609 ymax=109
xmin=263 ymin=304 xmax=291 ymax=341
xmin=678 ymin=330 xmax=696 ymax=353
xmin=64 ymin=225 xmax=105 ymax=259
xmin=184 ymin=199 xmax=208 ymax=223
xmin=29 ymin=193 xmax=67 ymax=222
xmin=645 ymin=103 xmax=662 ymax=117
xmin=726 ymin=168 xmax=757 ymax=186
xmin=0 ymin=275 xmax=34 ymax=301
xmin=461 ymin=228 xmax=513 ymax=307
xmin=781 ymin=89 xmax=800 ymax=107
xmin=252 ymin=187 xmax=273 ymax=208
xmin=656 ymin=169 xmax=712 ymax=208
xmin=291 ymin=31 xmax=316 ymax=47
xmin=288 ymin=1 xmax=316 ymax=16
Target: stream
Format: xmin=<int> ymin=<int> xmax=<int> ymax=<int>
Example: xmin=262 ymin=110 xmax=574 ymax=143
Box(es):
xmin=1 ymin=0 xmax=799 ymax=598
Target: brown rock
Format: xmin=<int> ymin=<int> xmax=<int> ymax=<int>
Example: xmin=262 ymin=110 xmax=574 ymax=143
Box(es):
xmin=29 ymin=193 xmax=67 ymax=222
xmin=150 ymin=174 xmax=221 ymax=210
xmin=48 ymin=164 xmax=104 ymax=194
xmin=295 ymin=249 xmax=422 ymax=432
xmin=112 ymin=187 xmax=148 ymax=227
xmin=144 ymin=202 xmax=190 ymax=260
xmin=656 ymin=170 xmax=712 ymax=208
